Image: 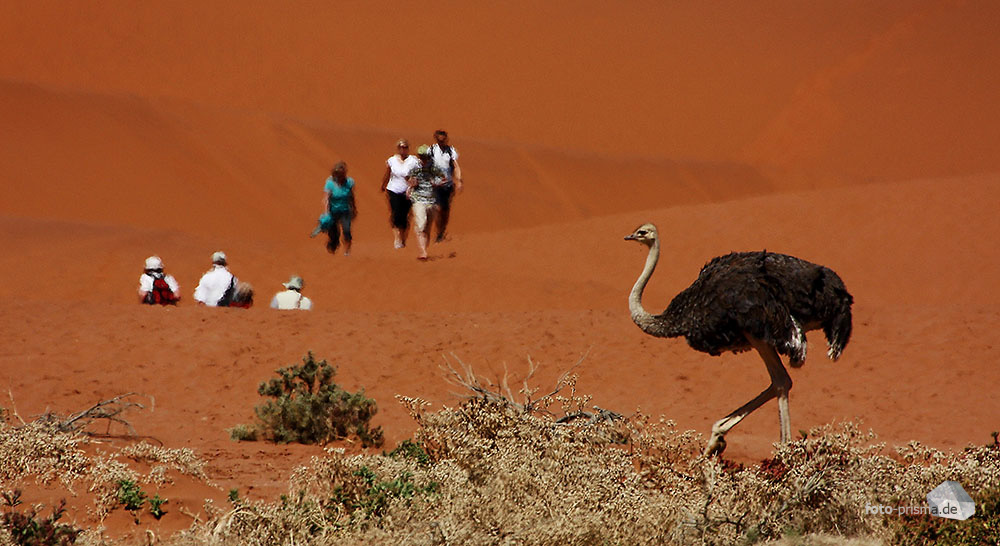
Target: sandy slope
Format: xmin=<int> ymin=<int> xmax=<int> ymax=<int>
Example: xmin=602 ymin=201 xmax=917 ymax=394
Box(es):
xmin=1 ymin=1 xmax=999 ymax=539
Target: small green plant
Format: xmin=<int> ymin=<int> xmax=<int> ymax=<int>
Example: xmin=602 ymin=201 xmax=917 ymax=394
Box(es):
xmin=148 ymin=495 xmax=167 ymax=520
xmin=115 ymin=479 xmax=146 ymax=511
xmin=387 ymin=439 xmax=431 ymax=466
xmin=228 ymin=424 xmax=258 ymax=442
xmin=1 ymin=492 xmax=80 ymax=546
xmin=228 ymin=489 xmax=241 ymax=504
xmin=331 ymin=466 xmax=439 ymax=521
xmin=252 ymin=352 xmax=384 ymax=447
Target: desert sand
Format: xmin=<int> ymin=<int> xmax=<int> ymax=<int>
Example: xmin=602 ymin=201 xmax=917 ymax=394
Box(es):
xmin=1 ymin=0 xmax=999 ymax=539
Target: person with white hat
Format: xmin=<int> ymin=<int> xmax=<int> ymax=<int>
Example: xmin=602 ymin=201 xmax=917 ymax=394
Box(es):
xmin=138 ymin=255 xmax=180 ymax=305
xmin=270 ymin=275 xmax=313 ymax=310
xmin=193 ymin=251 xmax=242 ymax=307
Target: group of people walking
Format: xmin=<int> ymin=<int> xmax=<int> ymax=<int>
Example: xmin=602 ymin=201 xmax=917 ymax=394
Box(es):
xmin=138 ymin=252 xmax=311 ymax=310
xmin=315 ymin=129 xmax=463 ymax=261
xmin=138 ymin=130 xmax=463 ymax=308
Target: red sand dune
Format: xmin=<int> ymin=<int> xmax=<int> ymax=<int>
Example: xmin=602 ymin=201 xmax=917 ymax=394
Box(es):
xmin=1 ymin=1 xmax=999 ymax=538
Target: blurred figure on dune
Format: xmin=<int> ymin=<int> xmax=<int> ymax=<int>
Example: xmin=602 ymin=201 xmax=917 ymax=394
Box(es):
xmin=311 ymin=162 xmax=357 ymax=256
xmin=428 ymin=129 xmax=463 ymax=242
xmin=380 ymin=139 xmax=420 ymax=249
xmin=138 ymin=256 xmax=180 ymax=305
xmin=406 ymin=144 xmax=446 ymax=261
xmin=194 ymin=251 xmax=253 ymax=308
xmin=270 ymin=275 xmax=312 ymax=310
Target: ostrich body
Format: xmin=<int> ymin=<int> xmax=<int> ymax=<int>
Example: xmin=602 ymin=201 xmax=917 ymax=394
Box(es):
xmin=625 ymin=223 xmax=853 ymax=456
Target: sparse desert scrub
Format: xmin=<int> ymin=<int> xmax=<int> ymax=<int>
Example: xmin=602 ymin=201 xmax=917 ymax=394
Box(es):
xmin=5 ymin=373 xmax=1000 ymax=545
xmin=0 ymin=397 xmax=211 ymax=536
xmin=175 ymin=372 xmax=1000 ymax=546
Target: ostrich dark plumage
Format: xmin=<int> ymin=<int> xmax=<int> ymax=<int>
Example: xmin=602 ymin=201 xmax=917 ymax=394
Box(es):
xmin=625 ymin=223 xmax=853 ymax=456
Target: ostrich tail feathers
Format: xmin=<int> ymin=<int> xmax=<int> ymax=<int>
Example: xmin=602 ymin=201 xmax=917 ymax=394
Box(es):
xmin=823 ymin=299 xmax=853 ymax=361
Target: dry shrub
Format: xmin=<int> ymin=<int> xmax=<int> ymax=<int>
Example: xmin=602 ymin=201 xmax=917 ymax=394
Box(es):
xmin=6 ymin=377 xmax=1000 ymax=545
xmin=120 ymin=443 xmax=209 ymax=482
xmin=0 ymin=407 xmax=212 ymax=528
xmin=0 ymin=420 xmax=91 ymax=490
xmin=178 ymin=386 xmax=1000 ymax=546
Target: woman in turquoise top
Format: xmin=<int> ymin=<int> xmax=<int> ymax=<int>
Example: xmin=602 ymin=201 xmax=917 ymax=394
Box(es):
xmin=320 ymin=162 xmax=357 ymax=256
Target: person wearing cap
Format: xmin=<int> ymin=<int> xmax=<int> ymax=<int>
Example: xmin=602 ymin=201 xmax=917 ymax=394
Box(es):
xmin=193 ymin=251 xmax=241 ymax=307
xmin=270 ymin=275 xmax=313 ymax=310
xmin=379 ymin=139 xmax=421 ymax=249
xmin=138 ymin=255 xmax=180 ymax=305
xmin=428 ymin=130 xmax=463 ymax=242
xmin=406 ymin=145 xmax=446 ymax=260
xmin=320 ymin=161 xmax=357 ymax=256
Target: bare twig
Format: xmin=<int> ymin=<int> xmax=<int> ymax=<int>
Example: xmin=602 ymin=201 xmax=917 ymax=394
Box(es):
xmin=6 ymin=389 xmax=27 ymax=425
xmin=523 ymin=347 xmax=590 ymax=413
xmin=441 ymin=354 xmax=523 ymax=410
xmin=441 ymin=349 xmax=596 ymax=421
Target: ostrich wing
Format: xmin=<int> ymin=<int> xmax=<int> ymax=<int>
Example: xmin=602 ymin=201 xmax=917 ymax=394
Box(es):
xmin=662 ymin=252 xmax=805 ymax=360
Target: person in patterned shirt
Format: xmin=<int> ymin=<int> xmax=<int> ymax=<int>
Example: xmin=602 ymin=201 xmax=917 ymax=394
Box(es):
xmin=406 ymin=144 xmax=446 ymax=260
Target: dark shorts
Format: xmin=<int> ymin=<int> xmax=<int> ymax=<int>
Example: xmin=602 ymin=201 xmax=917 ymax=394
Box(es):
xmin=434 ymin=182 xmax=455 ymax=211
xmin=387 ymin=190 xmax=411 ymax=230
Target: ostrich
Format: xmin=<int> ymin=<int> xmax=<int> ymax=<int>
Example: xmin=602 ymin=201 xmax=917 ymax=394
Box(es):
xmin=624 ymin=223 xmax=853 ymax=456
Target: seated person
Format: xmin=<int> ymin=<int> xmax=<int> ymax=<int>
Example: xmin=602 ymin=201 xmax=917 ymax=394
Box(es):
xmin=138 ymin=256 xmax=180 ymax=305
xmin=270 ymin=275 xmax=313 ymax=310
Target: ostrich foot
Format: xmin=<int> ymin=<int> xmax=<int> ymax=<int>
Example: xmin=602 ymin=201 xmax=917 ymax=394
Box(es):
xmin=704 ymin=435 xmax=727 ymax=457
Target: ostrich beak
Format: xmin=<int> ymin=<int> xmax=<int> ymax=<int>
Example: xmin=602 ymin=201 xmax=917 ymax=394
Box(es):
xmin=624 ymin=234 xmax=637 ymax=241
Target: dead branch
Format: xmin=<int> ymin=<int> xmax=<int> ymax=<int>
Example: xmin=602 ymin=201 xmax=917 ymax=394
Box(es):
xmin=22 ymin=392 xmax=151 ymax=440
xmin=441 ymin=349 xmax=595 ymax=420
xmin=441 ymin=354 xmax=524 ymax=411
xmin=56 ymin=392 xmax=147 ymax=434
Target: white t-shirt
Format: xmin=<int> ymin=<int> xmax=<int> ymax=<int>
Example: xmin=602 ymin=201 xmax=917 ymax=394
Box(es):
xmin=270 ymin=290 xmax=313 ymax=310
xmin=193 ymin=265 xmax=237 ymax=306
xmin=386 ymin=154 xmax=421 ymax=194
xmin=429 ymin=144 xmax=459 ymax=182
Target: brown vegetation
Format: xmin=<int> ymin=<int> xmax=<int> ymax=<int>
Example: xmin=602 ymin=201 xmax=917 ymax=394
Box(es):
xmin=3 ymin=375 xmax=999 ymax=545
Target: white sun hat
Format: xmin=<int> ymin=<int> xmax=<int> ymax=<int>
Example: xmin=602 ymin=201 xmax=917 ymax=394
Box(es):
xmin=283 ymin=275 xmax=304 ymax=290
xmin=211 ymin=251 xmax=227 ymax=265
xmin=145 ymin=256 xmax=163 ymax=270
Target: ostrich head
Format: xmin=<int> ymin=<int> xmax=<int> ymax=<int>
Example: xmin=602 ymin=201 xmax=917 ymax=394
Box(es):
xmin=624 ymin=223 xmax=658 ymax=247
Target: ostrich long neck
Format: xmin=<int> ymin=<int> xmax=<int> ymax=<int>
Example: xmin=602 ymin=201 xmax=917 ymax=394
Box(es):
xmin=629 ymin=238 xmax=680 ymax=338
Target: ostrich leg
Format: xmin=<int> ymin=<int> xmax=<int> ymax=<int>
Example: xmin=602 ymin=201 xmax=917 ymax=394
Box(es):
xmin=704 ymin=336 xmax=793 ymax=456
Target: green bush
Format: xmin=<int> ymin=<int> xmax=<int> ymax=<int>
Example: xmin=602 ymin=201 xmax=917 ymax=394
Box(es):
xmin=252 ymin=352 xmax=384 ymax=448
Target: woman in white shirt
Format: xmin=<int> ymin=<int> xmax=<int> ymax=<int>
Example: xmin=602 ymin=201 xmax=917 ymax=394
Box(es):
xmin=379 ymin=139 xmax=421 ymax=249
